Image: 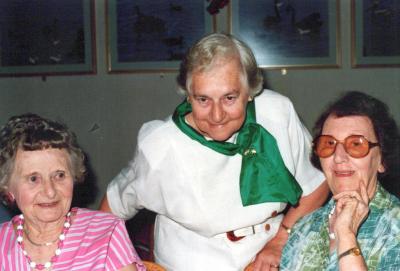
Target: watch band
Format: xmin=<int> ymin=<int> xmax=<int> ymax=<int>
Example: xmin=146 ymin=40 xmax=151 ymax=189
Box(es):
xmin=338 ymin=247 xmax=361 ymax=260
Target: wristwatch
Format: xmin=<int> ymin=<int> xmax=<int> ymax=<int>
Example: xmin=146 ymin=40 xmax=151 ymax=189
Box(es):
xmin=338 ymin=247 xmax=361 ymax=260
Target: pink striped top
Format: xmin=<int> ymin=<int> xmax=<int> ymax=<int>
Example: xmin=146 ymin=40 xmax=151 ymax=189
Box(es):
xmin=0 ymin=208 xmax=145 ymax=271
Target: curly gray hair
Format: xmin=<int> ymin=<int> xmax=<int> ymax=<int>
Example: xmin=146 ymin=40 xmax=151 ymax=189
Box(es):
xmin=0 ymin=113 xmax=86 ymax=196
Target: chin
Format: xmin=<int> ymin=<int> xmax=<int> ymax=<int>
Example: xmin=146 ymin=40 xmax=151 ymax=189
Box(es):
xmin=208 ymin=133 xmax=231 ymax=141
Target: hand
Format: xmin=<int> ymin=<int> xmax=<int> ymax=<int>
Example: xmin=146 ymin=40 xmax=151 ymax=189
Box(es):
xmin=246 ymin=234 xmax=285 ymax=271
xmin=333 ymin=181 xmax=370 ymax=238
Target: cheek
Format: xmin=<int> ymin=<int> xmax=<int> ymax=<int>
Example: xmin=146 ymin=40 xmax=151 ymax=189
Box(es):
xmin=13 ymin=186 xmax=35 ymax=208
xmin=61 ymin=179 xmax=74 ymax=197
xmin=191 ymin=107 xmax=209 ymax=121
xmin=319 ymin=159 xmax=331 ymax=175
xmin=225 ymin=105 xmax=246 ymax=121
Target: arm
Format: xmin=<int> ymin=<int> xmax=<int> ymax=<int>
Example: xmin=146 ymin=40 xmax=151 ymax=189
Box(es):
xmin=108 ymin=218 xmax=146 ymax=271
xmin=334 ymin=181 xmax=370 ymax=271
xmin=251 ymin=180 xmax=329 ymax=271
xmin=118 ymin=264 xmax=138 ymax=271
xmin=99 ymin=194 xmax=112 ymax=213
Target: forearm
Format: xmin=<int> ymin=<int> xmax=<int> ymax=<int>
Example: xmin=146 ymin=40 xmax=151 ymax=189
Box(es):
xmin=281 ymin=180 xmax=329 ymax=229
xmin=337 ymin=233 xmax=367 ymax=271
xmin=99 ymin=194 xmax=112 ymax=213
xmin=118 ymin=264 xmax=138 ymax=271
xmin=249 ymin=181 xmax=330 ymax=270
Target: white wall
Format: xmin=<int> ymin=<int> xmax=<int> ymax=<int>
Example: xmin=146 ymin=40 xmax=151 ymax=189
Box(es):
xmin=0 ymin=1 xmax=398 ymax=208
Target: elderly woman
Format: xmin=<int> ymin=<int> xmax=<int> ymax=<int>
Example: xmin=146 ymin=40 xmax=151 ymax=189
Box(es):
xmin=100 ymin=33 xmax=329 ymax=270
xmin=281 ymin=91 xmax=400 ymax=270
xmin=0 ymin=114 xmax=144 ymax=271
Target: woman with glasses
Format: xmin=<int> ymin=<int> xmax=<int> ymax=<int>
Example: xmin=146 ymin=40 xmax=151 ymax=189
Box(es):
xmin=280 ymin=91 xmax=400 ymax=270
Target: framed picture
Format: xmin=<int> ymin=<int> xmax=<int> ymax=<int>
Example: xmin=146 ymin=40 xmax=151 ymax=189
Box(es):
xmin=106 ymin=0 xmax=215 ymax=73
xmin=0 ymin=0 xmax=96 ymax=77
xmin=230 ymin=0 xmax=340 ymax=69
xmin=351 ymin=0 xmax=400 ymax=67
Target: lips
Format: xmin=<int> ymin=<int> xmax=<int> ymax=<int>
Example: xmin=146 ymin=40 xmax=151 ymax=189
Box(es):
xmin=334 ymin=170 xmax=354 ymax=177
xmin=38 ymin=202 xmax=58 ymax=208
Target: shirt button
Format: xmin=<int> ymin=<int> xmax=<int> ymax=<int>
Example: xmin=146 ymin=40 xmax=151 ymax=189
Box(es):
xmin=271 ymin=210 xmax=278 ymax=217
xmin=265 ymin=224 xmax=271 ymax=231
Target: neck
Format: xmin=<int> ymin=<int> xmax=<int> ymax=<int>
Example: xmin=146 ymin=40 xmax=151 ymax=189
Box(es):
xmin=23 ymin=218 xmax=65 ymax=246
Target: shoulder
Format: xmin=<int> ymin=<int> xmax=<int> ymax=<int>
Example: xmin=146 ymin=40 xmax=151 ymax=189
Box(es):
xmin=0 ymin=219 xmax=13 ymax=233
xmin=137 ymin=116 xmax=181 ymax=148
xmin=366 ymin=190 xmax=400 ymax=241
xmin=255 ymin=90 xmax=297 ymax=125
xmin=384 ymin=194 xmax=400 ymax=233
xmin=255 ymin=90 xmax=294 ymax=111
xmin=73 ymin=208 xmax=124 ymax=229
xmin=138 ymin=116 xmax=175 ymax=141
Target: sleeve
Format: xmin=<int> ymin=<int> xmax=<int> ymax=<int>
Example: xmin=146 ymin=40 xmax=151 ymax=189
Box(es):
xmin=106 ymin=149 xmax=145 ymax=220
xmin=106 ymin=218 xmax=146 ymax=271
xmin=284 ymin=97 xmax=325 ymax=196
xmin=107 ymin=120 xmax=171 ymax=220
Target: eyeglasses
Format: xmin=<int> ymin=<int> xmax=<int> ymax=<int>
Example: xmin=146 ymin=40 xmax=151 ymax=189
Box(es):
xmin=313 ymin=135 xmax=380 ymax=158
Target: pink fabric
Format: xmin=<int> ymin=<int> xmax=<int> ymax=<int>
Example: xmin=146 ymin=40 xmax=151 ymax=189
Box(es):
xmin=0 ymin=208 xmax=145 ymax=271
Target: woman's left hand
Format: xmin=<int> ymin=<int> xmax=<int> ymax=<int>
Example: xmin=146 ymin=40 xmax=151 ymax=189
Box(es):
xmin=246 ymin=234 xmax=285 ymax=271
xmin=333 ymin=181 xmax=370 ymax=238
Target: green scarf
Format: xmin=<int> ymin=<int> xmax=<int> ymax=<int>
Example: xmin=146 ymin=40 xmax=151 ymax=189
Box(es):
xmin=172 ymin=99 xmax=302 ymax=206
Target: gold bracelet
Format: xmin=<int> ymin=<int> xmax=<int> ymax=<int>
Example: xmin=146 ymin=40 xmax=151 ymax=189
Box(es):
xmin=338 ymin=247 xmax=361 ymax=260
xmin=281 ymin=223 xmax=292 ymax=234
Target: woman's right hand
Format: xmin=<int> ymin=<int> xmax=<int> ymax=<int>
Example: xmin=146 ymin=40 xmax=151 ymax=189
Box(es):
xmin=333 ymin=181 xmax=370 ymax=238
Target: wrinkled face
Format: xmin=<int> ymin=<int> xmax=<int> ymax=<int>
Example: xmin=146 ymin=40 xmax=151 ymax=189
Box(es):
xmin=187 ymin=58 xmax=250 ymax=141
xmin=320 ymin=115 xmax=384 ymax=198
xmin=8 ymin=148 xmax=74 ymax=226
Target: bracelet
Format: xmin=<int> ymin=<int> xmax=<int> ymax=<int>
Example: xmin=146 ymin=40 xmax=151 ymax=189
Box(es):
xmin=280 ymin=223 xmax=292 ymax=234
xmin=338 ymin=247 xmax=361 ymax=260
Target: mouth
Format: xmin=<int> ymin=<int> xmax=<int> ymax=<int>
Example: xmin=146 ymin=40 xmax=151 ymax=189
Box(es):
xmin=37 ymin=202 xmax=59 ymax=208
xmin=333 ymin=170 xmax=355 ymax=177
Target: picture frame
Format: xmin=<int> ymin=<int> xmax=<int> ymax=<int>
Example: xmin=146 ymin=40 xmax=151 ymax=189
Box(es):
xmin=106 ymin=0 xmax=215 ymax=73
xmin=0 ymin=0 xmax=96 ymax=77
xmin=351 ymin=0 xmax=400 ymax=67
xmin=230 ymin=0 xmax=340 ymax=69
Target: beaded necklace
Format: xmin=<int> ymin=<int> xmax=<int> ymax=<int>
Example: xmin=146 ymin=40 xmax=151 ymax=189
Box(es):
xmin=15 ymin=209 xmax=74 ymax=270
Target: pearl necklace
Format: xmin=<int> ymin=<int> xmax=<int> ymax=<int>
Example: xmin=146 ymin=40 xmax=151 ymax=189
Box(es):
xmin=15 ymin=209 xmax=74 ymax=270
xmin=328 ymin=204 xmax=336 ymax=240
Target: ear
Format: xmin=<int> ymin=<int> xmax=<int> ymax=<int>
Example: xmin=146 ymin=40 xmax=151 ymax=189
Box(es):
xmin=378 ymin=163 xmax=385 ymax=173
xmin=2 ymin=191 xmax=15 ymax=206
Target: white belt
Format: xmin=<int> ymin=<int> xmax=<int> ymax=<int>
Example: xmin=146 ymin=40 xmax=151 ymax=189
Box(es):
xmin=214 ymin=214 xmax=283 ymax=239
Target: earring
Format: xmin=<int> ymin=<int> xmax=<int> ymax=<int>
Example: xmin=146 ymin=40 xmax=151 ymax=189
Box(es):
xmin=2 ymin=192 xmax=15 ymax=206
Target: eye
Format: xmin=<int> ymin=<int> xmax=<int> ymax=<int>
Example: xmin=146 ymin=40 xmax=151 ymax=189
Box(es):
xmin=350 ymin=140 xmax=363 ymax=148
xmin=224 ymin=95 xmax=238 ymax=104
xmin=325 ymin=139 xmax=336 ymax=147
xmin=28 ymin=174 xmax=39 ymax=183
xmin=195 ymin=96 xmax=209 ymax=105
xmin=52 ymin=171 xmax=66 ymax=181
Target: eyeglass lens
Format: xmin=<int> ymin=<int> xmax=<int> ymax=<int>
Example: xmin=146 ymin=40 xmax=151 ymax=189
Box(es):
xmin=314 ymin=135 xmax=378 ymax=158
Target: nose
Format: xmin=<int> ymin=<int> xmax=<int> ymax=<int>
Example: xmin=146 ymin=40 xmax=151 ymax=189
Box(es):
xmin=211 ymin=102 xmax=225 ymax=123
xmin=333 ymin=143 xmax=349 ymax=164
xmin=42 ymin=179 xmax=56 ymax=199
